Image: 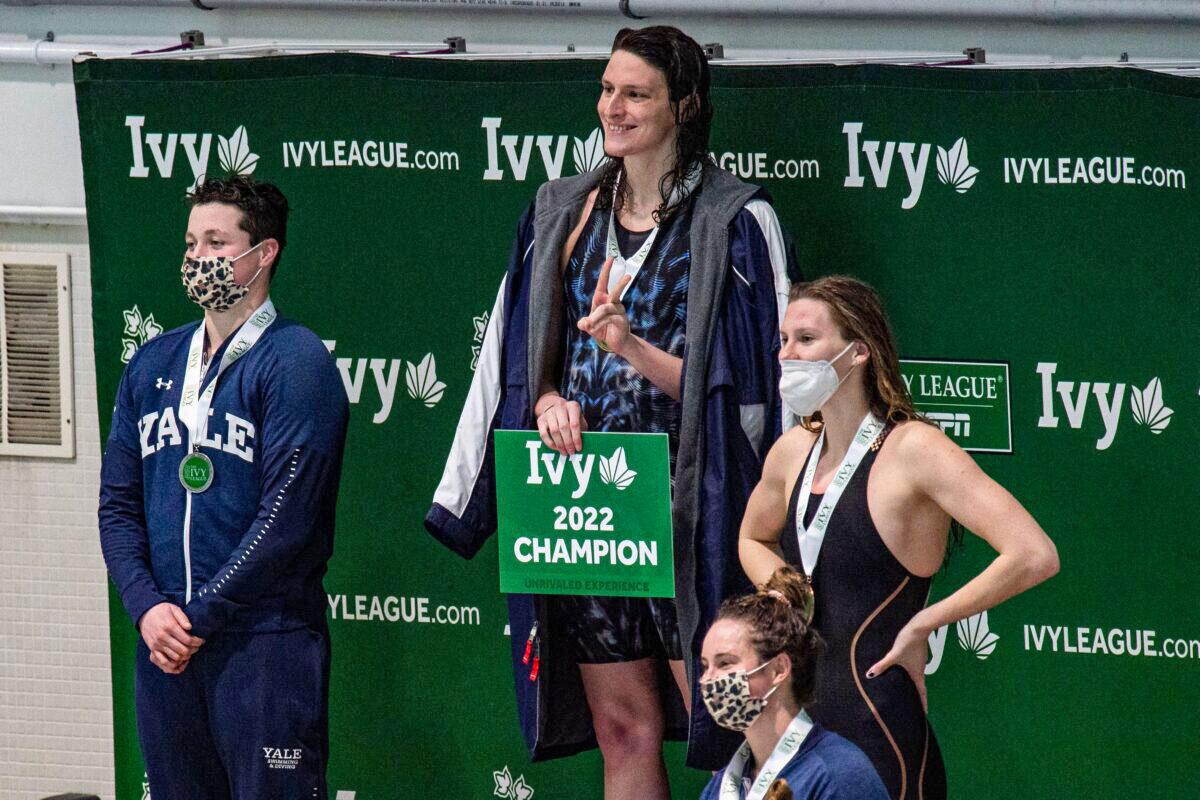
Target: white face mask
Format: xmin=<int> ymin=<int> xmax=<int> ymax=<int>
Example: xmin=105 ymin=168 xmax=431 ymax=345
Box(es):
xmin=700 ymin=657 xmax=781 ymax=732
xmin=779 ymin=342 xmax=857 ymax=417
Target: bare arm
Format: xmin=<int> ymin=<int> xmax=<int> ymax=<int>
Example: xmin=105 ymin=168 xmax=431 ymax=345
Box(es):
xmin=905 ymin=424 xmax=1059 ymax=634
xmin=739 ymin=428 xmax=815 ymax=585
xmin=868 ymin=423 xmax=1060 ymax=706
xmin=615 ymin=335 xmax=682 ymax=401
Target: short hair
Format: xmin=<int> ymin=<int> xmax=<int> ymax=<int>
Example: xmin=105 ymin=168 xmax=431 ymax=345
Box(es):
xmin=187 ymin=176 xmax=289 ymax=279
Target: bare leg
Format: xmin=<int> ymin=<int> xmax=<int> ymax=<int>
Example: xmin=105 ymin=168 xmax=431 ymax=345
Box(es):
xmin=579 ymin=659 xmax=670 ymax=800
xmin=668 ymin=658 xmax=691 ymax=715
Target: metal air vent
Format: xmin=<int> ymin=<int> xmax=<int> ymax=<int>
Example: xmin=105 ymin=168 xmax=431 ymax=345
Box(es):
xmin=0 ymin=252 xmax=74 ymax=458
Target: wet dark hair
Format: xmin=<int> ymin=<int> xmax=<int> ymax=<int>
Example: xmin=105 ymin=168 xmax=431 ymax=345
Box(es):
xmin=187 ymin=175 xmax=289 ymax=279
xmin=595 ymin=25 xmax=714 ymax=224
xmin=715 ymin=566 xmax=824 ymax=705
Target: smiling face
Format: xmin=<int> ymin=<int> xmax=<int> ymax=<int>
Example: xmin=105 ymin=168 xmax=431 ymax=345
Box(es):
xmin=597 ymin=49 xmax=679 ymax=162
xmin=700 ymin=618 xmax=778 ymax=695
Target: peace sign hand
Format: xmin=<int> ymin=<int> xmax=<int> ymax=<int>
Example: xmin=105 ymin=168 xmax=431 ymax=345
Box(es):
xmin=578 ymin=256 xmax=633 ymax=355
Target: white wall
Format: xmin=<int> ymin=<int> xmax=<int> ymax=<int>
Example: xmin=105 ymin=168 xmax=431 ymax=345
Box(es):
xmin=0 ymin=223 xmax=112 ymax=800
xmin=1 ymin=4 xmax=1197 ymax=799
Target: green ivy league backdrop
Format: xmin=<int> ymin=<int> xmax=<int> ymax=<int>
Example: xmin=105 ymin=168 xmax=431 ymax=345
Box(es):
xmin=75 ymin=55 xmax=1198 ymax=799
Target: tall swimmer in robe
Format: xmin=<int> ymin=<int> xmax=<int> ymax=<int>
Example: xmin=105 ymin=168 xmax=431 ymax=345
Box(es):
xmin=739 ymin=276 xmax=1060 ymax=799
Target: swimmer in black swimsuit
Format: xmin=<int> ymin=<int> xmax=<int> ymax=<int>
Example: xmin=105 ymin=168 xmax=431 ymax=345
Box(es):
xmin=738 ymin=275 xmax=1060 ymax=800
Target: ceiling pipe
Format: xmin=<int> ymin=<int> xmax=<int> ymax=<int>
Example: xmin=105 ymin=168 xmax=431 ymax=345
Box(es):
xmin=5 ymin=0 xmax=1200 ymax=24
xmin=0 ymin=38 xmax=486 ymax=65
xmin=0 ymin=0 xmax=619 ymax=9
xmin=0 ymin=206 xmax=87 ymax=226
xmin=3 ymin=37 xmax=1200 ymax=71
xmin=0 ymin=39 xmax=146 ymax=65
xmin=621 ymin=0 xmax=1200 ymax=23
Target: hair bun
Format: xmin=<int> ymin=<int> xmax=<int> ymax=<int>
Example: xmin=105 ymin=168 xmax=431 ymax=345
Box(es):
xmin=762 ymin=566 xmax=812 ymax=614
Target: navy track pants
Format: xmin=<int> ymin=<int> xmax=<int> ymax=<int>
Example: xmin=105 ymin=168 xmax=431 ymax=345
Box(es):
xmin=136 ymin=627 xmax=329 ymax=800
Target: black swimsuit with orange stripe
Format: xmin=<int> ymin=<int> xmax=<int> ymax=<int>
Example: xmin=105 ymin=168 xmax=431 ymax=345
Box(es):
xmin=781 ymin=426 xmax=947 ymax=800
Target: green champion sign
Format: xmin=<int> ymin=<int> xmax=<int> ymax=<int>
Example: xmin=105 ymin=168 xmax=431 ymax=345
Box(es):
xmin=494 ymin=431 xmax=675 ymax=598
xmin=900 ymin=359 xmax=1012 ymax=453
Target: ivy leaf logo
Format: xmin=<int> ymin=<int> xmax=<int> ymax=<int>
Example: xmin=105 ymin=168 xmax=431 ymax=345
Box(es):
xmin=405 ymin=352 xmax=446 ymax=408
xmin=956 ymin=610 xmax=999 ymax=660
xmin=1130 ymin=377 xmax=1173 ymax=434
xmin=217 ymin=125 xmax=260 ymax=176
xmin=936 ymin=137 xmax=979 ymax=193
xmin=492 ymin=766 xmax=513 ymax=798
xmin=141 ymin=313 xmax=163 ymax=341
xmin=598 ymin=446 xmax=637 ymax=490
xmin=120 ymin=305 xmax=163 ymax=363
xmin=123 ymin=305 xmax=144 ymax=337
xmin=471 ymin=310 xmax=490 ymax=371
xmin=513 ymin=776 xmax=534 ymax=800
xmin=573 ymin=127 xmax=607 ymax=174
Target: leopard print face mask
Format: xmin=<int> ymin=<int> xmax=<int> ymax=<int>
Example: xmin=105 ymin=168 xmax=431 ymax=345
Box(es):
xmin=180 ymin=241 xmax=264 ymax=312
xmin=701 ymin=657 xmax=780 ymax=732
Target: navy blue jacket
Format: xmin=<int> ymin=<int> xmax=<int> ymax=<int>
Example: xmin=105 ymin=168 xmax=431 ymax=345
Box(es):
xmin=99 ymin=310 xmax=348 ymax=640
xmin=700 ymin=724 xmax=890 ymax=800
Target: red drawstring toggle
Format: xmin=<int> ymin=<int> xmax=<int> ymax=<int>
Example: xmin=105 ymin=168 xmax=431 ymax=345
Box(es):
xmin=522 ymin=622 xmax=538 ymax=665
xmin=529 ymin=640 xmax=541 ymax=682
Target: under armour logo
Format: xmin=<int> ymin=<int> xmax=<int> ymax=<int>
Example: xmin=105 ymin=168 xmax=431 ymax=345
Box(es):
xmin=155 ymin=378 xmax=173 ymax=390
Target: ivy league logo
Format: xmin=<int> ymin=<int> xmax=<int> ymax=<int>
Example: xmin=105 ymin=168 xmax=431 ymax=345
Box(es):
xmin=493 ymin=765 xmax=535 ymax=800
xmin=925 ymin=610 xmax=1000 ymax=676
xmin=1036 ymin=363 xmax=1173 ymax=450
xmin=121 ymin=304 xmax=163 ymax=363
xmin=842 ymin=123 xmax=979 ymax=209
xmin=482 ymin=118 xmax=607 ymax=181
xmin=126 ymin=116 xmax=259 ymax=190
xmin=525 ymin=441 xmax=637 ymax=499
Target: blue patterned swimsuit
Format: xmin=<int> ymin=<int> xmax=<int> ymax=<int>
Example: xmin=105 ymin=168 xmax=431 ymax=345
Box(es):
xmin=550 ymin=197 xmax=696 ymax=664
xmin=559 ymin=201 xmax=692 ymax=468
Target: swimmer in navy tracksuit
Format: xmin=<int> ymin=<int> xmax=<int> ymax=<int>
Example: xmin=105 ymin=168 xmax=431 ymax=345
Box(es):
xmin=98 ymin=177 xmax=348 ymax=800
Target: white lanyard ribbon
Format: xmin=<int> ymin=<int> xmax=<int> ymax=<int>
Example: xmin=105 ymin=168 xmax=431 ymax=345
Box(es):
xmin=720 ymin=710 xmax=815 ymax=800
xmin=179 ymin=298 xmax=277 ymax=450
xmin=603 ymin=166 xmax=702 ymax=301
xmin=795 ymin=412 xmax=885 ymax=578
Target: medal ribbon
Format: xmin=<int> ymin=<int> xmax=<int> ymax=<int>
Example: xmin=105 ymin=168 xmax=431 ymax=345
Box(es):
xmin=719 ymin=710 xmax=814 ymax=800
xmin=178 ymin=298 xmax=277 ymax=451
xmin=603 ymin=166 xmax=702 ymax=301
xmin=795 ymin=412 xmax=885 ymax=578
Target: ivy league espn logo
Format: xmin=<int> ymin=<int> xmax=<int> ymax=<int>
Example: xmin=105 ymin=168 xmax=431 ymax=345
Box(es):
xmin=126 ymin=116 xmax=259 ymax=190
xmin=482 ymin=118 xmax=607 ymax=181
xmin=900 ymin=360 xmax=1012 ymax=453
